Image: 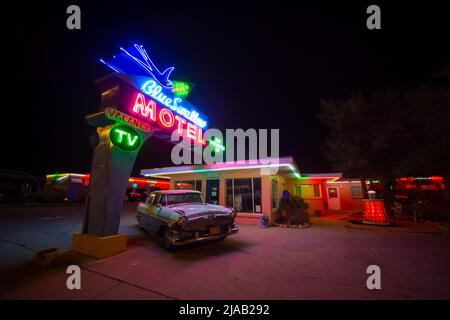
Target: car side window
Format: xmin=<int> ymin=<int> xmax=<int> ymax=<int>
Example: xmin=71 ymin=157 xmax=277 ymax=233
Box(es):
xmin=146 ymin=194 xmax=156 ymax=206
xmin=157 ymin=194 xmax=165 ymax=206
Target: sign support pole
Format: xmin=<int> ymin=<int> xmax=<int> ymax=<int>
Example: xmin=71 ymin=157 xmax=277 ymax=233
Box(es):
xmin=72 ymin=111 xmax=152 ymax=258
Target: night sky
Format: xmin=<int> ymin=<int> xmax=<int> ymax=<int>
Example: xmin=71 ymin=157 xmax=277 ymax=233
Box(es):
xmin=4 ymin=1 xmax=449 ymax=177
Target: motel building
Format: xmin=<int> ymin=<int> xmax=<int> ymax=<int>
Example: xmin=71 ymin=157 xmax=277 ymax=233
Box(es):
xmin=45 ymin=173 xmax=169 ymax=202
xmin=140 ymin=156 xmax=368 ymax=225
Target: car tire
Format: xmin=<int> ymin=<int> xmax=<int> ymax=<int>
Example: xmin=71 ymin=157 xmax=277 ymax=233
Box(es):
xmin=161 ymin=227 xmax=174 ymax=250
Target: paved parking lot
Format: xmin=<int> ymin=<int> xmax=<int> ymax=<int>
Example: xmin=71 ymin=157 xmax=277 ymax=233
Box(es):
xmin=0 ymin=203 xmax=144 ymax=271
xmin=1 ymin=204 xmax=449 ymax=299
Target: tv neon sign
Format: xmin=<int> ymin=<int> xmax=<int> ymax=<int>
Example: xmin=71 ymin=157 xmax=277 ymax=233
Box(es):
xmin=110 ymin=125 xmax=142 ymax=151
xmin=141 ymin=80 xmax=207 ymax=129
xmin=131 ymin=93 xmax=206 ymax=145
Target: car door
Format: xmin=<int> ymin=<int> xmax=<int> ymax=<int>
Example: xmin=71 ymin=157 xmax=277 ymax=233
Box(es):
xmin=142 ymin=193 xmax=159 ymax=233
xmin=147 ymin=193 xmax=169 ymax=232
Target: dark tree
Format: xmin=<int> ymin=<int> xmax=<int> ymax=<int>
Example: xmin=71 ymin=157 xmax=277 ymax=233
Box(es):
xmin=318 ymin=66 xmax=450 ymax=202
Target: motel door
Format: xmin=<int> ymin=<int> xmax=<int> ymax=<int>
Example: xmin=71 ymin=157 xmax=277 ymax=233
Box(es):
xmin=206 ymin=179 xmax=220 ymax=204
xmin=327 ymin=187 xmax=341 ymax=210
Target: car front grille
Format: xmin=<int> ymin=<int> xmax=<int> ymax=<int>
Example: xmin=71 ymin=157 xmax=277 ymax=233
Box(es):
xmin=182 ymin=213 xmax=233 ymax=232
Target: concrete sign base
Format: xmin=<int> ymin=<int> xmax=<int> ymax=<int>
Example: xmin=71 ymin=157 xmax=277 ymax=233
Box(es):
xmin=72 ymin=233 xmax=128 ymax=259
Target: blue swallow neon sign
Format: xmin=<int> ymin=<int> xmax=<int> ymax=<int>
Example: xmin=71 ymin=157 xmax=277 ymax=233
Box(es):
xmin=120 ymin=44 xmax=174 ymax=88
xmin=100 ymin=44 xmax=175 ymax=88
xmin=99 ymin=43 xmax=208 ymax=129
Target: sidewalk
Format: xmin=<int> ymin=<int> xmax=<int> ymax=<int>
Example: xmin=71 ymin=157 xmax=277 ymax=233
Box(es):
xmin=2 ymin=266 xmax=170 ymax=300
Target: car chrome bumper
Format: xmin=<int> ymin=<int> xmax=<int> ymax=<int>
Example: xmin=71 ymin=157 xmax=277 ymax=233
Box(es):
xmin=169 ymin=226 xmax=238 ymax=246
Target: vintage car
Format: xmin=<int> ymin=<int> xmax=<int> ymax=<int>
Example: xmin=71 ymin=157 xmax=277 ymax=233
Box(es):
xmin=136 ymin=190 xmax=238 ymax=249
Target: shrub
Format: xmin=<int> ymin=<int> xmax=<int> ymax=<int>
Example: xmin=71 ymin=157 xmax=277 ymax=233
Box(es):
xmin=275 ymin=196 xmax=310 ymax=225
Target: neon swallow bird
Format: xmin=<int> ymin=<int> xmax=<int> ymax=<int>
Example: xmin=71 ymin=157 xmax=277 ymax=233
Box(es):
xmin=120 ymin=44 xmax=175 ymax=88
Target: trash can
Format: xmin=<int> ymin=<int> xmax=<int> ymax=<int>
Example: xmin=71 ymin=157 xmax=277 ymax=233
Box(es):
xmin=259 ymin=215 xmax=269 ymax=228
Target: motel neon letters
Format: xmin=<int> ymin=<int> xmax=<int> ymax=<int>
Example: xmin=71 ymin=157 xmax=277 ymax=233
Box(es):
xmin=131 ymin=93 xmax=206 ymax=145
xmin=141 ymin=79 xmax=207 ymax=128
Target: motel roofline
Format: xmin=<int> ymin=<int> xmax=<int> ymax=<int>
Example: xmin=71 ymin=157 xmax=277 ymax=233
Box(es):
xmin=46 ymin=173 xmax=170 ymax=185
xmin=140 ymin=156 xmax=343 ymax=181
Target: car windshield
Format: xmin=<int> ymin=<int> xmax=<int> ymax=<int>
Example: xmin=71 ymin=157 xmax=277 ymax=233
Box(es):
xmin=165 ymin=193 xmax=204 ymax=205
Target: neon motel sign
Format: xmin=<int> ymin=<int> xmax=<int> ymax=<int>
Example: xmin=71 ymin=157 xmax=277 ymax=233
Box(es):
xmin=140 ymin=80 xmax=206 ymax=128
xmin=131 ymin=93 xmax=206 ymax=145
xmin=100 ymin=44 xmax=208 ymax=131
xmin=105 ymin=107 xmax=151 ymax=132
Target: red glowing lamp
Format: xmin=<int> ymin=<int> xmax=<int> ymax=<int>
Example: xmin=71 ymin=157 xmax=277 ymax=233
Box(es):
xmin=362 ymin=199 xmax=389 ymax=225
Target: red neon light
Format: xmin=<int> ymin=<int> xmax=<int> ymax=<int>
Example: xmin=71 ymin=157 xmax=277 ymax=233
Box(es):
xmin=174 ymin=115 xmax=186 ymax=134
xmin=398 ymin=176 xmax=444 ymax=182
xmin=157 ymin=182 xmax=170 ymax=190
xmin=363 ymin=200 xmax=389 ymax=225
xmin=130 ymin=93 xmax=205 ymax=145
xmin=197 ymin=128 xmax=206 ymax=145
xmin=176 ymin=182 xmax=191 ymax=187
xmin=128 ymin=177 xmax=171 ymax=185
xmin=132 ymin=93 xmax=156 ymax=121
xmin=128 ymin=178 xmax=151 ymax=183
xmin=186 ymin=122 xmax=197 ymax=140
xmin=159 ymin=108 xmax=175 ymax=128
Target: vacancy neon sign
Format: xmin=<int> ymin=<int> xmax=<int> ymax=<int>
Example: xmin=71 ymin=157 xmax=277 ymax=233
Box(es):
xmin=131 ymin=93 xmax=206 ymax=145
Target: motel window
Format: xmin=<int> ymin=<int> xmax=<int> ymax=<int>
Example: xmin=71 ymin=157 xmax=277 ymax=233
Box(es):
xmin=174 ymin=180 xmax=202 ymax=192
xmin=225 ymin=178 xmax=262 ymax=213
xmin=351 ymin=185 xmax=363 ymax=197
xmin=295 ymin=184 xmax=321 ymax=199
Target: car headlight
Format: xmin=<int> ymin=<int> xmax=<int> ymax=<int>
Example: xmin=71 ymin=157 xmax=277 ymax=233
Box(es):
xmin=230 ymin=208 xmax=237 ymax=219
